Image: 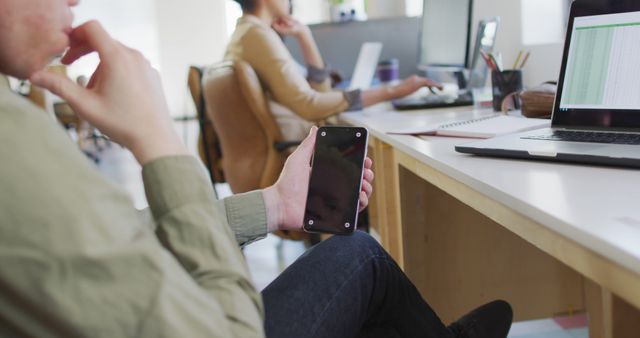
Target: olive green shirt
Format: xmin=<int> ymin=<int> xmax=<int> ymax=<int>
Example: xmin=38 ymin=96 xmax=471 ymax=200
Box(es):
xmin=0 ymin=75 xmax=268 ymax=337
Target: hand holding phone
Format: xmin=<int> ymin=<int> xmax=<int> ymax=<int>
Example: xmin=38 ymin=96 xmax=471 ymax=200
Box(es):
xmin=303 ymin=126 xmax=369 ymax=235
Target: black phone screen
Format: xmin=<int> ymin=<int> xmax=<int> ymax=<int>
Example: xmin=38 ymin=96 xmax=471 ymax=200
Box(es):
xmin=303 ymin=127 xmax=368 ymax=235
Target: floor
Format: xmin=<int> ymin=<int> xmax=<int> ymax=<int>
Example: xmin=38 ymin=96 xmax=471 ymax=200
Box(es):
xmin=83 ymin=120 xmax=588 ymax=337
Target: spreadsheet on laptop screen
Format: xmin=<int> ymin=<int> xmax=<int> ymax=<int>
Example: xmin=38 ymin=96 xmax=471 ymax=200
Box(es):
xmin=560 ymin=11 xmax=640 ymax=111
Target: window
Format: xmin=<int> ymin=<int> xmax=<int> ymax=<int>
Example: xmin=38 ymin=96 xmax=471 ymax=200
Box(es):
xmin=521 ymin=0 xmax=568 ymax=45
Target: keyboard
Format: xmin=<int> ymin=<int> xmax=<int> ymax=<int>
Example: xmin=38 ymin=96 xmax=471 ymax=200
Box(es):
xmin=524 ymin=130 xmax=640 ymax=145
xmin=392 ymin=92 xmax=474 ymax=110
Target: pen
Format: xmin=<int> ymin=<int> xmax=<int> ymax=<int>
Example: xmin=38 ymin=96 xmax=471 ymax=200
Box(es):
xmin=513 ymin=50 xmax=523 ymax=70
xmin=519 ymin=51 xmax=531 ymax=69
xmin=488 ymin=52 xmax=502 ymax=72
xmin=482 ymin=51 xmax=507 ymax=86
xmin=480 ymin=51 xmax=496 ymax=71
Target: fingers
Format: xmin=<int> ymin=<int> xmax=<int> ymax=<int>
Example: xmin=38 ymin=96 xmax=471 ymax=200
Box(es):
xmin=301 ymin=126 xmax=318 ymax=150
xmin=425 ymin=78 xmax=444 ymax=90
xmin=364 ymin=157 xmax=373 ymax=170
xmin=361 ymin=180 xmax=373 ymax=197
xmin=406 ymin=75 xmax=443 ymax=91
xmin=363 ymin=168 xmax=374 ymax=183
xmin=86 ymin=65 xmax=102 ymax=89
xmin=61 ymin=45 xmax=94 ymax=65
xmin=61 ymin=21 xmax=116 ymax=65
xmin=358 ymin=191 xmax=369 ymax=212
xmin=290 ymin=126 xmax=318 ymax=165
xmin=417 ymin=76 xmax=443 ymax=90
xmin=30 ymin=70 xmax=94 ymax=115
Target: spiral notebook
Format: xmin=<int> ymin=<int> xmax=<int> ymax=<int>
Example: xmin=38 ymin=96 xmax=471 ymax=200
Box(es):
xmin=388 ymin=114 xmax=550 ymax=139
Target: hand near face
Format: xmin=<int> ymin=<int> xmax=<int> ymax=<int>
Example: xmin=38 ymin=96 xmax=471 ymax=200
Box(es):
xmin=29 ymin=21 xmax=188 ymax=165
xmin=263 ymin=127 xmax=375 ymax=233
xmin=272 ymin=16 xmax=309 ymax=38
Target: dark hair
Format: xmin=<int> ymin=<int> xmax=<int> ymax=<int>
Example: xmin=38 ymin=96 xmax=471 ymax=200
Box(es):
xmin=233 ymin=0 xmax=256 ymax=12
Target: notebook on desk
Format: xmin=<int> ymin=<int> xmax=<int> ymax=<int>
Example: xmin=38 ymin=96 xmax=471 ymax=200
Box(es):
xmin=388 ymin=114 xmax=550 ymax=139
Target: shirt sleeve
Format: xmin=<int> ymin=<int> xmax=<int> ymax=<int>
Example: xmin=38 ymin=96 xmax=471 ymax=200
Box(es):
xmin=214 ymin=191 xmax=268 ymax=247
xmin=242 ymin=26 xmax=351 ymax=121
xmin=343 ymin=89 xmax=364 ymax=111
xmin=139 ymin=192 xmax=268 ymax=248
xmin=306 ymin=65 xmax=332 ymax=92
xmin=142 ymin=156 xmax=265 ymax=337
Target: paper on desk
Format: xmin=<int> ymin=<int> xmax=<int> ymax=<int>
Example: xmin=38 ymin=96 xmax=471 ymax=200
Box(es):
xmin=388 ymin=115 xmax=551 ymax=139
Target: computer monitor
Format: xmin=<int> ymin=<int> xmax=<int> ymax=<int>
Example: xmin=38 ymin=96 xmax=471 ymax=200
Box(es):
xmin=418 ymin=0 xmax=473 ymax=71
xmin=467 ymin=18 xmax=500 ymax=89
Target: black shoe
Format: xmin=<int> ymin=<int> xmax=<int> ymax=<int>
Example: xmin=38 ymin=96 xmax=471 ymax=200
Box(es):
xmin=447 ymin=300 xmax=513 ymax=338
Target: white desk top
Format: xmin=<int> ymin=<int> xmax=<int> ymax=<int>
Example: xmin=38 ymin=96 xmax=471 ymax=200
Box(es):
xmin=340 ymin=104 xmax=640 ymax=277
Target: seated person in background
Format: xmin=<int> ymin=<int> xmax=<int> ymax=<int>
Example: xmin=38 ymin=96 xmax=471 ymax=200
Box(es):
xmin=0 ymin=0 xmax=512 ymax=337
xmin=225 ymin=0 xmax=442 ymax=141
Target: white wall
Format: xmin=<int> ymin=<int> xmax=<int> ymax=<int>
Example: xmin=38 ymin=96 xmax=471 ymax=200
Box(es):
xmin=293 ymin=0 xmax=330 ymax=24
xmin=474 ymin=0 xmax=565 ymax=86
xmin=155 ymin=0 xmax=230 ymax=117
xmin=366 ymin=0 xmax=406 ymax=19
xmin=70 ymin=0 xmax=231 ymax=118
xmin=69 ymin=0 xmax=161 ymax=81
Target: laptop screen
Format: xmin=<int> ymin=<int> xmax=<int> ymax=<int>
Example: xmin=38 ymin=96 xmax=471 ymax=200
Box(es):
xmin=553 ymin=2 xmax=640 ymax=130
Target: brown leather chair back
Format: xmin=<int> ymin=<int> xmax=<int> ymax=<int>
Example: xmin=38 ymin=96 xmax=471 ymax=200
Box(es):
xmin=188 ymin=66 xmax=225 ymax=184
xmin=202 ymin=61 xmax=286 ymax=193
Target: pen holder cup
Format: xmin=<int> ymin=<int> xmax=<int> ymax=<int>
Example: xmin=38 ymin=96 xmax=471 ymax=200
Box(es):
xmin=377 ymin=59 xmax=400 ymax=84
xmin=491 ymin=70 xmax=524 ymax=112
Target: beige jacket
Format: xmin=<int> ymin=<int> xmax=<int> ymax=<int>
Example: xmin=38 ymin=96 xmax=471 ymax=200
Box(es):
xmin=224 ymin=15 xmax=361 ymax=141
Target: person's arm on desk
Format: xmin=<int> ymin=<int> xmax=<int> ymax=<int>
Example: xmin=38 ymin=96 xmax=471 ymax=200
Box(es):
xmin=362 ymin=75 xmax=442 ymax=107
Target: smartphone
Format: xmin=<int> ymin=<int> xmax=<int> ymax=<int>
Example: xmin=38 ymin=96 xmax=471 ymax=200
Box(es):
xmin=303 ymin=126 xmax=369 ymax=235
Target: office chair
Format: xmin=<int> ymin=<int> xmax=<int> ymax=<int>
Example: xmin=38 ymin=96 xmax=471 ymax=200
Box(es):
xmin=190 ymin=62 xmax=313 ymax=243
xmin=188 ymin=66 xmax=225 ymax=194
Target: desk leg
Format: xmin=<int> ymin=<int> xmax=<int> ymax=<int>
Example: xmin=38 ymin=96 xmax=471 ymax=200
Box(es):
xmin=364 ymin=138 xmax=405 ymax=267
xmin=584 ymin=278 xmax=640 ymax=338
xmin=377 ymin=143 xmax=405 ymax=268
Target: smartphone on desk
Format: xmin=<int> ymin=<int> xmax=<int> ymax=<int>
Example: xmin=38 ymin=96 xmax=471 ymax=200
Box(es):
xmin=303 ymin=126 xmax=369 ymax=235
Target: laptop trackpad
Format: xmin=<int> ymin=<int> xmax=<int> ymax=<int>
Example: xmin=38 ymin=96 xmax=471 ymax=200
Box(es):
xmin=528 ymin=143 xmax=606 ymax=157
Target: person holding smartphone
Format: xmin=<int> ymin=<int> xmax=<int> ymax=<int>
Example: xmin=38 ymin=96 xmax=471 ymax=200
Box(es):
xmin=0 ymin=0 xmax=512 ymax=337
xmin=224 ymin=0 xmax=443 ymax=142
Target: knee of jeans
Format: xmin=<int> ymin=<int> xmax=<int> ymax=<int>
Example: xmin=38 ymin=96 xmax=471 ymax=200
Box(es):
xmin=333 ymin=231 xmax=386 ymax=258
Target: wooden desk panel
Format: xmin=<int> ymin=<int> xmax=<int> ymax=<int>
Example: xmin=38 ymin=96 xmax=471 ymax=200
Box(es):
xmin=362 ymin=131 xmax=640 ymax=338
xmin=399 ymin=165 xmax=584 ymax=323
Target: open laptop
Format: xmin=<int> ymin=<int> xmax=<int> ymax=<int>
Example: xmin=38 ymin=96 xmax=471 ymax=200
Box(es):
xmin=348 ymin=42 xmax=383 ymax=90
xmin=456 ymin=1 xmax=640 ymax=169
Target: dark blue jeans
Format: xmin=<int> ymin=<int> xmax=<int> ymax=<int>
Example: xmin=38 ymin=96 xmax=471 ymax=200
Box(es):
xmin=262 ymin=231 xmax=454 ymax=338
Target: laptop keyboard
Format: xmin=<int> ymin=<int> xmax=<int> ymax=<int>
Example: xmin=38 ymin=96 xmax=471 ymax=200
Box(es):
xmin=524 ymin=130 xmax=640 ymax=145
